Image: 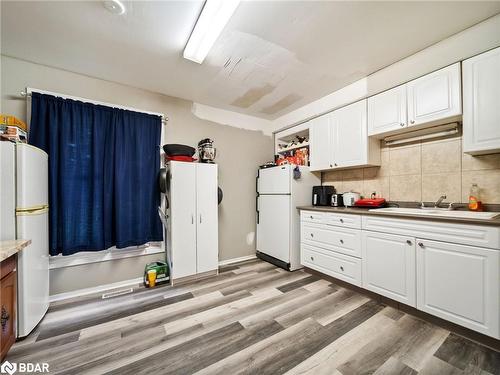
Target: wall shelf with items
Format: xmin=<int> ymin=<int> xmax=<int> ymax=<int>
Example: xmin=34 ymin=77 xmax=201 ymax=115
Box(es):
xmin=274 ymin=122 xmax=310 ymax=166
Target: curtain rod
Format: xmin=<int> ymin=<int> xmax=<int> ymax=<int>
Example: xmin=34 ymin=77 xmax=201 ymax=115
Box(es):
xmin=20 ymin=87 xmax=168 ymax=125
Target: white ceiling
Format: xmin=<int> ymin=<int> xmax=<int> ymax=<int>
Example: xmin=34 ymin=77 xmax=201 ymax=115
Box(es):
xmin=2 ymin=1 xmax=500 ymax=119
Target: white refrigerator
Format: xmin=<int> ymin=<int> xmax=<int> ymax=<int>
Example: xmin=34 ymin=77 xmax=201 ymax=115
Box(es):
xmin=0 ymin=142 xmax=50 ymax=337
xmin=256 ymin=165 xmax=320 ymax=271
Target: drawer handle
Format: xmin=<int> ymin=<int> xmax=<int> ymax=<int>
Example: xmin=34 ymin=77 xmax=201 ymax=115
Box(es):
xmin=340 ymin=266 xmax=344 ymax=272
xmin=1 ymin=306 xmax=9 ymax=329
xmin=339 ymin=218 xmax=344 ymax=223
xmin=406 ymin=240 xmax=412 ymax=246
xmin=310 ymin=256 xmax=314 ymax=261
xmin=310 ymin=233 xmax=314 ymax=238
xmin=418 ymin=242 xmax=424 ymax=248
xmin=310 ymin=215 xmax=313 ymax=219
xmin=339 ymin=239 xmax=344 ymax=244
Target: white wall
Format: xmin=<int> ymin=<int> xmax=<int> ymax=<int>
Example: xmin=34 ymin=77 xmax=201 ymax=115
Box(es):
xmin=1 ymin=55 xmax=273 ymax=295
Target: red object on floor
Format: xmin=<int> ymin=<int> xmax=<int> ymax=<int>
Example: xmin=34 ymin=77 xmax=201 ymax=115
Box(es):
xmin=354 ymin=198 xmax=387 ymax=208
xmin=166 ymin=155 xmax=197 ymax=162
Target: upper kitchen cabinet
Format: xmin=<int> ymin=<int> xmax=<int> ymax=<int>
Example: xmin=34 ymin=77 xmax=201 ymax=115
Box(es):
xmin=310 ymin=100 xmax=380 ymax=171
xmin=309 ymin=114 xmax=333 ymax=171
xmin=368 ymin=85 xmax=407 ymax=136
xmin=368 ymin=63 xmax=462 ymax=138
xmin=462 ymin=47 xmax=500 ymax=155
xmin=406 ymin=63 xmax=462 ymax=128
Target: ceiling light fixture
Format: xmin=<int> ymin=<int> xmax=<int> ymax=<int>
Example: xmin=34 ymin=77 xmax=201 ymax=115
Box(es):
xmin=103 ymin=0 xmax=126 ymax=15
xmin=183 ymin=0 xmax=241 ymax=64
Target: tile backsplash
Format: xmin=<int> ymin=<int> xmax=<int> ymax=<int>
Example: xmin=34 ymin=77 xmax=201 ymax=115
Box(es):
xmin=322 ymin=135 xmax=500 ymax=204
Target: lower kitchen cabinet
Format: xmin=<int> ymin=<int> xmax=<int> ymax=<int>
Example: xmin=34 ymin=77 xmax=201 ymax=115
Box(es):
xmin=1 ymin=255 xmax=17 ymax=361
xmin=362 ymin=231 xmax=416 ymax=307
xmin=416 ymin=239 xmax=499 ymax=338
xmin=301 ymin=244 xmax=362 ymax=286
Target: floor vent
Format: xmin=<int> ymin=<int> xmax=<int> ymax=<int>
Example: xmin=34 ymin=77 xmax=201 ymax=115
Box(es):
xmin=101 ymin=288 xmax=134 ymax=299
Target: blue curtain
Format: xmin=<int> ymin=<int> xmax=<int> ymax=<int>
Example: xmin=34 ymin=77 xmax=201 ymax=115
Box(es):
xmin=29 ymin=93 xmax=163 ymax=256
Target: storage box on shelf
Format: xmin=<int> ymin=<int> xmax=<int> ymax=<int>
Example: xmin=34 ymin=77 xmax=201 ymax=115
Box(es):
xmin=299 ymin=209 xmax=500 ymax=339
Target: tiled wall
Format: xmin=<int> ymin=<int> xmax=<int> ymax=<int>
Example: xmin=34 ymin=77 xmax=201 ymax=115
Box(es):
xmin=322 ymin=135 xmax=500 ymax=204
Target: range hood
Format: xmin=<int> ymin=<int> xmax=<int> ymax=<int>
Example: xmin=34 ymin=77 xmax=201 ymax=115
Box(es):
xmin=383 ymin=123 xmax=459 ymax=146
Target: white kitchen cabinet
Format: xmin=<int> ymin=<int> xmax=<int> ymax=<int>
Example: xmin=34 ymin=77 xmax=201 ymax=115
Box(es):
xmin=310 ymin=100 xmax=380 ymax=171
xmin=368 ymin=85 xmax=407 ymax=136
xmin=416 ymin=239 xmax=499 ymax=338
xmin=407 ymin=63 xmax=461 ymax=128
xmin=463 ymin=47 xmax=500 ymax=155
xmin=167 ymin=161 xmax=218 ymax=282
xmin=362 ymin=231 xmax=416 ymax=307
xmin=309 ymin=114 xmax=333 ymax=171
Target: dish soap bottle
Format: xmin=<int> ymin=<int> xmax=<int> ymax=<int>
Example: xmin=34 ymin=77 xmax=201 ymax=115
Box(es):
xmin=468 ymin=183 xmax=483 ymax=211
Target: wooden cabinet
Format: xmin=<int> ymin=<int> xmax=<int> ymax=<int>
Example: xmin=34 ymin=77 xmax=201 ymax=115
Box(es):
xmin=1 ymin=255 xmax=17 ymax=361
xmin=167 ymin=161 xmax=218 ymax=282
xmin=362 ymin=231 xmax=416 ymax=307
xmin=309 ymin=114 xmax=333 ymax=171
xmin=368 ymin=85 xmax=407 ymax=136
xmin=310 ymin=100 xmax=380 ymax=171
xmin=407 ymin=63 xmax=461 ymax=128
xmin=416 ymin=239 xmax=499 ymax=338
xmin=463 ymin=47 xmax=500 ymax=155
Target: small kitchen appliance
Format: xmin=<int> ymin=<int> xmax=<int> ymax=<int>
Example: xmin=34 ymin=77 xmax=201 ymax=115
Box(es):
xmin=198 ymin=138 xmax=216 ymax=163
xmin=343 ymin=191 xmax=361 ymax=207
xmin=312 ymin=185 xmax=335 ymax=206
xmin=331 ymin=193 xmax=344 ymax=207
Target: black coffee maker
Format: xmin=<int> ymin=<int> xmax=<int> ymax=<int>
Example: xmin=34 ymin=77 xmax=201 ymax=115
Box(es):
xmin=312 ymin=186 xmax=335 ymax=206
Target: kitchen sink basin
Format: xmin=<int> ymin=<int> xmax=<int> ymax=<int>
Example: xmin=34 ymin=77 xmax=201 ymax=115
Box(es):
xmin=369 ymin=207 xmax=500 ymax=219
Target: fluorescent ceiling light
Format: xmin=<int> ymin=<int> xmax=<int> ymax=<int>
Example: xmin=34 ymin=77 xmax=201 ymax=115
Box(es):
xmin=183 ymin=0 xmax=241 ymax=64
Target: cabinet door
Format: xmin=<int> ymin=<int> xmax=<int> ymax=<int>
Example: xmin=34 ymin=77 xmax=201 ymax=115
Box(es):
xmin=407 ymin=63 xmax=461 ymax=127
xmin=463 ymin=47 xmax=500 ymax=155
xmin=333 ymin=100 xmax=368 ymax=168
xmin=196 ymin=164 xmax=219 ymax=274
xmin=309 ymin=114 xmax=333 ymax=171
xmin=368 ymin=85 xmax=407 ymax=137
xmin=362 ymin=231 xmax=416 ymax=306
xmin=416 ymin=239 xmax=499 ymax=338
xmin=1 ymin=271 xmax=16 ymax=361
xmin=170 ymin=162 xmax=197 ymax=279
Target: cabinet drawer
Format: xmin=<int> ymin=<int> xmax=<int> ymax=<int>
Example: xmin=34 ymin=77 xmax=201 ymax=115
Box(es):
xmin=302 ymin=224 xmax=362 ymax=258
xmin=362 ymin=215 xmax=500 ymax=249
xmin=324 ymin=212 xmax=361 ymax=229
xmin=301 ymin=244 xmax=362 ymax=286
xmin=301 ymin=211 xmax=324 ymax=224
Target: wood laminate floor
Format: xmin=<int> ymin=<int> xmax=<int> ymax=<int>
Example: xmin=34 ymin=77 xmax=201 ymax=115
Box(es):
xmin=7 ymin=259 xmax=500 ymax=374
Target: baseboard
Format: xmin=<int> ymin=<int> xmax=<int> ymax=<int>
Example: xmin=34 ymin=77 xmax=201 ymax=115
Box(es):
xmin=50 ymin=254 xmax=257 ymax=302
xmin=218 ymin=254 xmax=257 ymax=266
xmin=49 ymin=276 xmax=144 ymax=303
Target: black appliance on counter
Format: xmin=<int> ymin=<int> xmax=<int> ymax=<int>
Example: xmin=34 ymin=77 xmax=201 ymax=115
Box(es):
xmin=331 ymin=193 xmax=344 ymax=207
xmin=312 ymin=185 xmax=335 ymax=206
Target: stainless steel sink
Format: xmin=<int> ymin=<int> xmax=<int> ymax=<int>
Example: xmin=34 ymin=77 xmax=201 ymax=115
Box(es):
xmin=369 ymin=207 xmax=500 ymax=219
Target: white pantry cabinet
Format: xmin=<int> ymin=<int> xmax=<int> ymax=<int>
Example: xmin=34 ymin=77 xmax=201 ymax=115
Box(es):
xmin=416 ymin=239 xmax=499 ymax=338
xmin=310 ymin=100 xmax=380 ymax=171
xmin=362 ymin=231 xmax=416 ymax=307
xmin=463 ymin=47 xmax=500 ymax=155
xmin=368 ymin=85 xmax=407 ymax=136
xmin=406 ymin=63 xmax=461 ymax=128
xmin=166 ymin=161 xmax=218 ymax=282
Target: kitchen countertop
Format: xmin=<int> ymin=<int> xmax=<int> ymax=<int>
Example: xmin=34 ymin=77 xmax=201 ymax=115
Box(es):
xmin=0 ymin=240 xmax=32 ymax=262
xmin=297 ymin=206 xmax=500 ymax=227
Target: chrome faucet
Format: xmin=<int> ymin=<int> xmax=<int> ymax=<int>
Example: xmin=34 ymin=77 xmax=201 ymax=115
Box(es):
xmin=434 ymin=195 xmax=447 ymax=208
